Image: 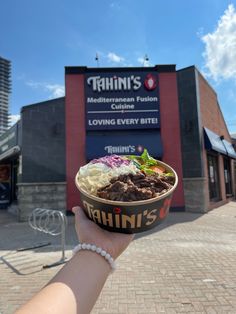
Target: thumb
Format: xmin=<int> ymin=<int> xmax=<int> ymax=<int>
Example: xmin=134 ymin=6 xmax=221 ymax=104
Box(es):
xmin=72 ymin=206 xmax=87 ymax=224
xmin=72 ymin=206 xmax=80 ymax=215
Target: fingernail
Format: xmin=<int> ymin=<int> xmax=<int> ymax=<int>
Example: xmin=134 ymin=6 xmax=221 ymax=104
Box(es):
xmin=72 ymin=207 xmax=77 ymax=214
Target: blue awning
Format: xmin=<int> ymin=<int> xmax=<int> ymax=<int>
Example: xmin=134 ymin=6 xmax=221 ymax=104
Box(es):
xmin=204 ymin=127 xmax=236 ymax=159
xmin=223 ymin=139 xmax=236 ymax=159
xmin=204 ymin=128 xmax=227 ymax=155
xmin=86 ymin=130 xmax=163 ymax=160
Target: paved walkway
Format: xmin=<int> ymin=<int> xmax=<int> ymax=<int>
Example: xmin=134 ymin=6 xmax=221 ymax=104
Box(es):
xmin=0 ymin=203 xmax=236 ymax=314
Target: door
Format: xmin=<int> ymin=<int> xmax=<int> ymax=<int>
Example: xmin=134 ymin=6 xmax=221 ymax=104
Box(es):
xmin=223 ymin=157 xmax=232 ymax=196
xmin=207 ymin=153 xmax=221 ymax=202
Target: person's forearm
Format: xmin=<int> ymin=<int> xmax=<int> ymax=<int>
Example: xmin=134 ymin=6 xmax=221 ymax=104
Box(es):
xmin=15 ymin=251 xmax=110 ymax=314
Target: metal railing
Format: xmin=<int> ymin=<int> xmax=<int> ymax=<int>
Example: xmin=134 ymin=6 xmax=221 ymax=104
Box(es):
xmin=28 ymin=208 xmax=67 ymax=268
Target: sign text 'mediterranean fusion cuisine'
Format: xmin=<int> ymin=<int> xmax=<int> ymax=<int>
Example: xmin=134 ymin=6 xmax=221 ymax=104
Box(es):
xmin=85 ymin=71 xmax=160 ymax=130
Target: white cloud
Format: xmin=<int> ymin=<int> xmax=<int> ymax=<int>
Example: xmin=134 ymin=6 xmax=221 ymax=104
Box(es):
xmin=9 ymin=114 xmax=20 ymax=126
xmin=201 ymin=4 xmax=236 ymax=81
xmin=137 ymin=56 xmax=153 ymax=67
xmin=26 ymin=81 xmax=65 ymax=98
xmin=44 ymin=84 xmax=65 ymax=98
xmin=227 ymin=88 xmax=236 ymax=102
xmin=107 ymin=52 xmax=125 ymax=63
xmin=109 ymin=2 xmax=121 ymax=10
xmin=26 ymin=81 xmax=41 ymax=89
xmin=137 ymin=57 xmax=144 ymax=64
xmin=196 ymin=27 xmax=204 ymax=38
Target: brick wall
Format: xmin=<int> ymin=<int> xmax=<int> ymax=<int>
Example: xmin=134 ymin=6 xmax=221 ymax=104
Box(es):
xmin=198 ymin=71 xmax=235 ymax=208
xmin=198 ymin=73 xmax=231 ymax=141
xmin=158 ymin=71 xmax=185 ymax=209
xmin=17 ymin=182 xmax=66 ymax=221
xmin=177 ymin=67 xmax=234 ymax=212
xmin=65 ymin=73 xmax=86 ymax=211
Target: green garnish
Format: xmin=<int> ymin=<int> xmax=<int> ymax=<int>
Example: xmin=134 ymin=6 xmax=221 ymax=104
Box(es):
xmin=126 ymin=149 xmax=175 ymax=178
xmin=165 ymin=172 xmax=174 ymax=177
xmin=140 ymin=167 xmax=155 ymax=175
xmin=140 ymin=149 xmax=157 ymax=165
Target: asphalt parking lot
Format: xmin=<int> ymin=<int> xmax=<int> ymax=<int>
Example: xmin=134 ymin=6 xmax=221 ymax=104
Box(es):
xmin=0 ymin=202 xmax=236 ymax=314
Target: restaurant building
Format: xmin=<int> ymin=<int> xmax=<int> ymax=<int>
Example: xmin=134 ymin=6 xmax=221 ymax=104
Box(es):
xmin=0 ymin=64 xmax=235 ymax=221
xmin=178 ymin=66 xmax=236 ymax=212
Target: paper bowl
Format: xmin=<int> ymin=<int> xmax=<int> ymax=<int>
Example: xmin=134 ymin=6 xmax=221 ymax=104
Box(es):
xmin=75 ymin=160 xmax=178 ymax=234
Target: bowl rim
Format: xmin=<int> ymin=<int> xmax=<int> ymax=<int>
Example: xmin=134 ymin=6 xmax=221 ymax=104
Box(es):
xmin=75 ymin=159 xmax=178 ymax=206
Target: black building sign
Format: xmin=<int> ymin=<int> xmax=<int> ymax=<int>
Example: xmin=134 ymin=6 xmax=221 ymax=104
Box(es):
xmin=85 ymin=71 xmax=160 ymax=130
xmin=86 ymin=130 xmax=163 ymax=160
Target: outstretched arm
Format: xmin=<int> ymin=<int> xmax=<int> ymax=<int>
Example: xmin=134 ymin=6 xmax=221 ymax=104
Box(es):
xmin=16 ymin=207 xmax=133 ymax=314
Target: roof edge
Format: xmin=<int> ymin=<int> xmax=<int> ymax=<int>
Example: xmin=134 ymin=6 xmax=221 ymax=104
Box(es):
xmin=65 ymin=64 xmax=176 ymax=74
xmin=21 ymin=96 xmax=65 ymax=112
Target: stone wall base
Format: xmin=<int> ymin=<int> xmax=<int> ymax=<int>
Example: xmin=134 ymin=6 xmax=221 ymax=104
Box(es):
xmin=183 ymin=177 xmax=208 ymax=213
xmin=17 ymin=182 xmax=66 ymax=221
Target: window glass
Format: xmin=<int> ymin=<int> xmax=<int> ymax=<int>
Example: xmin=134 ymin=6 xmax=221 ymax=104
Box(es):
xmin=223 ymin=157 xmax=232 ymax=196
xmin=207 ymin=153 xmax=221 ymax=201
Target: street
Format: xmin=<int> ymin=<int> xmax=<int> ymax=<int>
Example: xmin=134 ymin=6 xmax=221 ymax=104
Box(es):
xmin=0 ymin=202 xmax=236 ymax=314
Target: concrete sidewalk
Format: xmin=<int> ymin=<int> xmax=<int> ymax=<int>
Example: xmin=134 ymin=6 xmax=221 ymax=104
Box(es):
xmin=0 ymin=203 xmax=236 ymax=314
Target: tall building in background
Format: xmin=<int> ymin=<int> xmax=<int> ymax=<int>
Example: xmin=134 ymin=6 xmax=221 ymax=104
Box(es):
xmin=0 ymin=56 xmax=11 ymax=135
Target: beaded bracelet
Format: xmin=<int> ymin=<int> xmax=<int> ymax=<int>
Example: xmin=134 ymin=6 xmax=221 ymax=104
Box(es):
xmin=72 ymin=243 xmax=116 ymax=273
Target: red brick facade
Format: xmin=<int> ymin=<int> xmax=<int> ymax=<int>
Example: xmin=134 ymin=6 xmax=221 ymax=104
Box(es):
xmin=159 ymin=72 xmax=184 ymax=208
xmin=65 ymin=73 xmax=86 ymax=210
xmin=198 ymin=72 xmax=235 ymax=209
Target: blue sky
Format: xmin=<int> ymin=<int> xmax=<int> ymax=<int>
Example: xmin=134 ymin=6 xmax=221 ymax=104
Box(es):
xmin=1 ymin=0 xmax=236 ymax=132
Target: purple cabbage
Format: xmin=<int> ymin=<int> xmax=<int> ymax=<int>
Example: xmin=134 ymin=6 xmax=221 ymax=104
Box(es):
xmin=91 ymin=155 xmax=131 ymax=168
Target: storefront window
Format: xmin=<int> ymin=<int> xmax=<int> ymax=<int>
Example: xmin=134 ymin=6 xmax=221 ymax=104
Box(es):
xmin=223 ymin=157 xmax=232 ymax=196
xmin=207 ymin=153 xmax=221 ymax=202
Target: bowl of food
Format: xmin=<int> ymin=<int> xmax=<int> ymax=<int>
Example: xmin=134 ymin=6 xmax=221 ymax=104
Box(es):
xmin=75 ymin=149 xmax=178 ymax=234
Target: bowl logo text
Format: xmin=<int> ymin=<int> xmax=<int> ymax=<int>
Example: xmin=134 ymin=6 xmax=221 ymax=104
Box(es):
xmin=82 ymin=199 xmax=170 ymax=229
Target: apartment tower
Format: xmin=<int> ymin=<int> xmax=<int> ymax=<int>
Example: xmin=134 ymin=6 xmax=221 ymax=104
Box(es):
xmin=0 ymin=56 xmax=11 ymax=135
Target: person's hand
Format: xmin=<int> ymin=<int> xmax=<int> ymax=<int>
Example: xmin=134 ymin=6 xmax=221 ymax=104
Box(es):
xmin=72 ymin=207 xmax=134 ymax=259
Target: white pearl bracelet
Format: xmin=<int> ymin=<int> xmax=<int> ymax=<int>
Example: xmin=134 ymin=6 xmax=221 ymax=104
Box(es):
xmin=72 ymin=243 xmax=116 ymax=273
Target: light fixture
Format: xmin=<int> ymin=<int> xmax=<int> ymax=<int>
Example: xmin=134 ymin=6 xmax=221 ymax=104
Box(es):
xmin=95 ymin=53 xmax=99 ymax=67
xmin=143 ymin=54 xmax=149 ymax=66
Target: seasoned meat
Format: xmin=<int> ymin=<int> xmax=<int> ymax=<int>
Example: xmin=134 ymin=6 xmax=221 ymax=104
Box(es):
xmin=97 ymin=173 xmax=173 ymax=202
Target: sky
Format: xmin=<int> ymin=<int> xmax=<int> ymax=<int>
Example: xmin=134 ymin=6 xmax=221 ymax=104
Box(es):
xmin=1 ymin=0 xmax=236 ymax=133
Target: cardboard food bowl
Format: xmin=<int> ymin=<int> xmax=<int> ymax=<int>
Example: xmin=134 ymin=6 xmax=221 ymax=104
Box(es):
xmin=75 ymin=160 xmax=178 ymax=234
